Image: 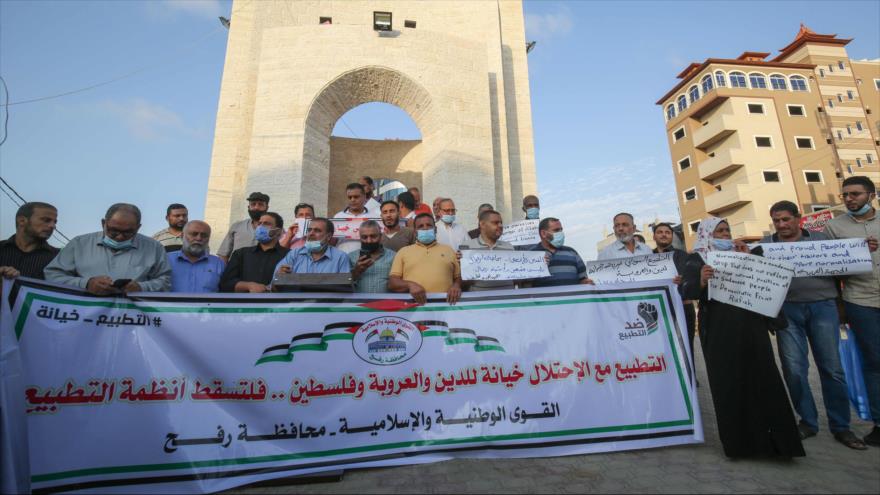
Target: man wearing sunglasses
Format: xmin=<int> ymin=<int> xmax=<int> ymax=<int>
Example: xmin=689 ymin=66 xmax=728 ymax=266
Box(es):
xmin=823 ymin=175 xmax=880 ymax=447
xmin=45 ymin=203 xmax=171 ymax=295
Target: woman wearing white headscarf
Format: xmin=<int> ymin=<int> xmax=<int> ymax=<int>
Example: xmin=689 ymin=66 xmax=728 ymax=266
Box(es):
xmin=681 ymin=216 xmax=804 ymax=459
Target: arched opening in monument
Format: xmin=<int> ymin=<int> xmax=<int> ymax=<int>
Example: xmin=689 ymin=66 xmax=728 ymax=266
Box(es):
xmin=327 ymin=102 xmax=423 ymax=214
xmin=301 ymin=66 xmax=440 ymax=217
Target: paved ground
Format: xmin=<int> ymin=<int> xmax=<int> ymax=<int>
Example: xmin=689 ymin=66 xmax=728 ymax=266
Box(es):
xmin=230 ymin=338 xmax=880 ymax=494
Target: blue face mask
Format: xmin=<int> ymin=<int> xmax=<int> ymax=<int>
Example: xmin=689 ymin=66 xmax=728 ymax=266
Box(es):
xmin=711 ymin=238 xmax=734 ymax=251
xmin=305 ymin=240 xmax=324 ymax=253
xmin=550 ymin=231 xmax=565 ymax=248
xmin=417 ymin=229 xmax=436 ymax=244
xmin=525 ymin=207 xmax=540 ymax=220
xmin=441 ymin=215 xmax=456 ymax=225
xmin=847 ymin=203 xmax=872 ymax=217
xmin=254 ymin=225 xmax=276 ymax=243
xmin=102 ymin=236 xmax=133 ymax=251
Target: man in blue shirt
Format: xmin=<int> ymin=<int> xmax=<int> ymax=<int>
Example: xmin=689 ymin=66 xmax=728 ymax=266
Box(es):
xmin=528 ymin=217 xmax=593 ymax=287
xmin=274 ymin=218 xmax=351 ymax=277
xmin=167 ymin=220 xmax=225 ymax=293
xmin=350 ymin=220 xmax=395 ymax=293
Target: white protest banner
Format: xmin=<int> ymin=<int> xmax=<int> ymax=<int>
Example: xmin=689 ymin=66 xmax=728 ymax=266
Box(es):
xmin=460 ymin=250 xmax=550 ymax=281
xmin=758 ymin=238 xmax=873 ymax=277
xmin=499 ymin=219 xmax=540 ymax=246
xmin=2 ymin=278 xmax=700 ymax=494
xmin=707 ymin=251 xmax=794 ymax=318
xmin=585 ymin=252 xmax=678 ymax=285
xmin=330 ymin=217 xmax=382 ymax=240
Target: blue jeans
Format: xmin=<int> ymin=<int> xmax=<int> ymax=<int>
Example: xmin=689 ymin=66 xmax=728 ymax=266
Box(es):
xmin=777 ymin=300 xmax=850 ymax=432
xmin=845 ymin=301 xmax=880 ymax=425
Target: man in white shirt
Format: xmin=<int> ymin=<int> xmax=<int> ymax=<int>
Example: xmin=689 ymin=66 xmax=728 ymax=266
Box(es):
xmin=597 ymin=212 xmax=653 ymax=260
xmin=435 ymin=198 xmax=469 ymax=249
xmin=333 ymin=183 xmax=379 ymax=254
xmin=359 ymin=176 xmax=382 ymax=213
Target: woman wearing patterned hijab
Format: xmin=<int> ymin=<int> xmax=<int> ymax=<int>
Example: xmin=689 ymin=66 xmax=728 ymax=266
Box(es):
xmin=681 ymin=217 xmax=804 ymax=459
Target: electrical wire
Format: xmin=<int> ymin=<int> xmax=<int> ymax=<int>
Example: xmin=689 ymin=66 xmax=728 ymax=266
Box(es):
xmin=0 ymin=76 xmax=8 ymax=146
xmin=0 ymin=176 xmax=71 ymax=243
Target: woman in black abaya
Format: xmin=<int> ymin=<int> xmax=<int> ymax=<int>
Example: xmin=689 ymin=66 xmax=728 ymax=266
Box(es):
xmin=681 ymin=217 xmax=804 ymax=458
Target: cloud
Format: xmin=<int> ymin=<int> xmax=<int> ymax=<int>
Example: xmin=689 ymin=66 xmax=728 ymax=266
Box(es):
xmin=525 ymin=7 xmax=574 ymax=39
xmin=145 ymin=0 xmax=228 ymax=21
xmin=101 ymin=99 xmax=204 ymax=141
xmin=539 ymin=157 xmax=680 ymax=260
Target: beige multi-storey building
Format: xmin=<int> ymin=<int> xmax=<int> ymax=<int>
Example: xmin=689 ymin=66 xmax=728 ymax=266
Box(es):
xmin=657 ymin=25 xmax=880 ymax=247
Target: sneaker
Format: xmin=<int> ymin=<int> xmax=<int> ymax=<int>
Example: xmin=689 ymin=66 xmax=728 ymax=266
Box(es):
xmin=833 ymin=430 xmax=868 ymax=450
xmin=797 ymin=421 xmax=817 ymax=440
xmin=864 ymin=426 xmax=880 ymax=447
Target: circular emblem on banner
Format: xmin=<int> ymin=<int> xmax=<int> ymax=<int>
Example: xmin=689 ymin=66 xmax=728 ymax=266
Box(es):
xmin=353 ymin=317 xmax=423 ymax=365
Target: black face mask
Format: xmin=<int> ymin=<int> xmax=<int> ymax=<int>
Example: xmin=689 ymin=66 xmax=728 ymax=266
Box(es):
xmin=360 ymin=242 xmax=382 ymax=254
xmin=248 ymin=209 xmax=265 ymax=221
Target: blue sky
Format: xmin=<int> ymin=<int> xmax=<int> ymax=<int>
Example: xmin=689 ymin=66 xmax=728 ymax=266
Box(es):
xmin=1 ymin=0 xmax=878 ymax=258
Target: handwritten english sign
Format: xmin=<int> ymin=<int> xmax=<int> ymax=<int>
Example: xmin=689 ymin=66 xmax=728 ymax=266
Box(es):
xmin=460 ymin=250 xmax=550 ymax=281
xmin=499 ymin=220 xmax=540 ymax=246
xmin=707 ymin=251 xmax=794 ymax=318
xmin=585 ymin=252 xmax=678 ymax=285
xmin=757 ymin=238 xmax=873 ymax=277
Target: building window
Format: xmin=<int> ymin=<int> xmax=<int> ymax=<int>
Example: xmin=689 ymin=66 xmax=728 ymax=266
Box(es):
xmin=673 ymin=126 xmax=686 ymax=141
xmin=749 ymin=73 xmax=767 ymax=89
xmin=689 ymin=220 xmax=701 ymax=233
xmin=763 ymin=170 xmax=781 ymax=182
xmin=804 ymin=171 xmax=823 ymax=183
xmin=868 ymin=154 xmax=875 ymax=164
xmin=319 ymin=16 xmax=332 ymax=24
xmin=847 ymin=164 xmax=853 ymax=174
xmin=838 ymin=61 xmax=845 ymax=70
xmin=812 ymin=204 xmax=830 ymax=212
xmin=715 ymin=71 xmax=726 ymax=87
xmin=755 ymin=136 xmax=772 ymax=148
xmin=683 ymin=187 xmax=697 ymax=202
xmin=847 ymin=90 xmax=854 ymax=100
xmin=689 ymin=85 xmax=700 ymax=104
xmin=748 ymin=103 xmax=764 ymax=114
xmin=666 ymin=104 xmax=675 ymax=121
xmin=770 ymin=74 xmax=787 ymax=90
xmin=828 ymin=64 xmax=834 ymax=72
xmin=790 ymin=76 xmax=808 ymax=91
xmin=795 ymin=137 xmax=814 ymax=149
xmin=837 ymin=130 xmax=843 ymax=140
xmin=787 ymin=104 xmax=805 ymax=116
xmin=819 ymin=68 xmax=825 ymax=78
xmin=875 ymin=79 xmax=880 ymax=90
xmin=847 ymin=124 xmax=852 ymax=135
xmin=701 ymin=75 xmax=714 ymax=94
xmin=677 ymin=95 xmax=687 ymax=112
xmin=856 ymin=121 xmax=863 ymax=131
xmin=856 ymin=158 xmax=863 ymax=168
xmin=730 ymin=72 xmax=747 ymax=88
xmin=828 ymin=99 xmax=834 ymax=108
xmin=837 ymin=94 xmax=843 ymax=103
xmin=678 ymin=156 xmax=691 ymax=171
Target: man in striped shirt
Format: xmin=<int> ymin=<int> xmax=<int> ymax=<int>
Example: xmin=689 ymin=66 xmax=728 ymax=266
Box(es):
xmin=528 ymin=217 xmax=592 ymax=287
xmin=151 ymin=203 xmax=188 ymax=252
xmin=0 ymin=202 xmax=59 ymax=280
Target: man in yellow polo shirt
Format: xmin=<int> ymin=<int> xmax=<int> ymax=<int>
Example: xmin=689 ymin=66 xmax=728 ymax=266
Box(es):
xmin=388 ymin=213 xmax=462 ymax=305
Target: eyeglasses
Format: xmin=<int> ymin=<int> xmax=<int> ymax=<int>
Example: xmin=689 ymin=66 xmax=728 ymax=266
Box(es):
xmin=839 ymin=192 xmax=868 ymax=199
xmin=105 ymin=227 xmax=137 ymax=239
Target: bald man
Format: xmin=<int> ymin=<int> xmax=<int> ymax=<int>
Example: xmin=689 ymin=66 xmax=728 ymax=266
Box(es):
xmin=167 ymin=220 xmax=226 ymax=292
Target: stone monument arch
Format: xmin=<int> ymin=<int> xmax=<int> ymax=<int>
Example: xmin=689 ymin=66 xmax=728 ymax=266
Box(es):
xmin=205 ymin=0 xmax=537 ymax=248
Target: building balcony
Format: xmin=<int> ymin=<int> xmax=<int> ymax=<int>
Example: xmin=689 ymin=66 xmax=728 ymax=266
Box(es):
xmin=693 ymin=114 xmax=736 ymax=150
xmin=704 ymin=183 xmax=751 ymax=214
xmin=698 ymin=148 xmax=746 ymax=181
xmin=728 ymin=220 xmax=768 ymax=240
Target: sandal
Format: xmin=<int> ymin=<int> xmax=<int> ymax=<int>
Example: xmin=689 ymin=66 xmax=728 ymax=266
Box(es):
xmin=834 ymin=430 xmax=868 ymax=450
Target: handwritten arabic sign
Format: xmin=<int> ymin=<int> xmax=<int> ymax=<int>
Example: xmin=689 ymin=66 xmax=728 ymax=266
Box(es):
xmin=585 ymin=252 xmax=678 ymax=284
xmin=800 ymin=209 xmax=834 ymax=232
xmin=757 ymin=238 xmax=873 ymax=277
xmin=1 ymin=278 xmax=701 ymax=494
xmin=460 ymin=250 xmax=549 ymax=281
xmin=330 ymin=217 xmax=383 ymax=240
xmin=707 ymin=251 xmax=795 ymax=318
xmin=499 ymin=219 xmax=540 ymax=246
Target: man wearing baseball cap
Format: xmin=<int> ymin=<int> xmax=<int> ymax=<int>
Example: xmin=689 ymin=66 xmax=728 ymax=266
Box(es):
xmin=217 ymin=192 xmax=270 ymax=263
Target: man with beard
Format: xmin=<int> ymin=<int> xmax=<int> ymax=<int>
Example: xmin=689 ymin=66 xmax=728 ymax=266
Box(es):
xmin=0 ymin=202 xmax=59 ymax=279
xmin=217 ymin=192 xmax=270 ymax=263
xmin=221 ymin=212 xmax=289 ymax=293
xmin=823 ymin=176 xmax=880 ymax=446
xmin=167 ymin=221 xmax=225 ymax=293
xmin=462 ymin=209 xmax=515 ymax=291
xmin=380 ymin=201 xmax=415 ymax=251
xmin=152 ymin=203 xmax=188 ymax=252
xmin=350 ymin=220 xmax=395 ymax=293
xmin=598 ymin=212 xmax=653 ymax=260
